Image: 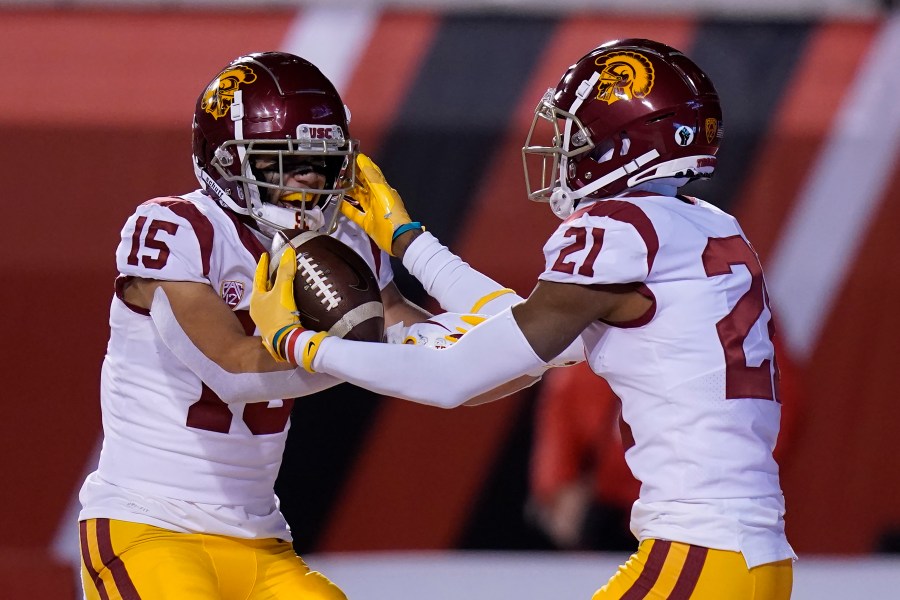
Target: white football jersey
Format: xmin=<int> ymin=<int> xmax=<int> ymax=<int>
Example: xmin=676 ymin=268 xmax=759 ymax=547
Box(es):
xmin=539 ymin=191 xmax=794 ymax=568
xmin=79 ymin=190 xmax=393 ymax=540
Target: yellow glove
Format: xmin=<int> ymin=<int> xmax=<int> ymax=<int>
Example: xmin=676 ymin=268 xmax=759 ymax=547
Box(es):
xmin=341 ymin=153 xmax=421 ymax=255
xmin=250 ymin=247 xmax=327 ymax=371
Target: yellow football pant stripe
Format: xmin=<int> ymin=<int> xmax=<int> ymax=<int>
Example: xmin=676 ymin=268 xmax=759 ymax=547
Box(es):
xmin=80 ymin=518 xmax=348 ymax=600
xmin=593 ymin=539 xmax=792 ymax=599
xmin=80 ymin=518 xmax=142 ymax=600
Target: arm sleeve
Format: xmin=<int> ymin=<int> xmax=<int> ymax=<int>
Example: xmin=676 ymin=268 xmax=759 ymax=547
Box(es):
xmin=401 ymin=232 xmax=522 ymax=315
xmin=312 ymin=308 xmax=547 ymax=408
xmin=151 ymin=287 xmax=342 ymax=403
xmin=402 ymin=232 xmax=584 ymax=367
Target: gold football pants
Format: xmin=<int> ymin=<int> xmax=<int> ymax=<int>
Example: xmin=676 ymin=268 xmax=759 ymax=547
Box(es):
xmin=79 ymin=518 xmax=347 ymax=600
xmin=593 ymin=539 xmax=792 ymax=599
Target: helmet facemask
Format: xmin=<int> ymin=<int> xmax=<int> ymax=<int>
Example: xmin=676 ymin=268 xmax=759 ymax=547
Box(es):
xmin=210 ymin=132 xmax=358 ymax=236
xmin=522 ymin=88 xmax=596 ymax=219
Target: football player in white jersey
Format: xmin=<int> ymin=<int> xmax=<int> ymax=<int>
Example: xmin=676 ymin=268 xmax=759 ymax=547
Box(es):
xmin=253 ymin=40 xmax=796 ymax=599
xmin=77 ymin=51 xmax=457 ymax=600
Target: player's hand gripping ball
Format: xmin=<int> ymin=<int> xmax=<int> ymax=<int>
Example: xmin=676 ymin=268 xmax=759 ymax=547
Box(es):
xmin=269 ymin=232 xmax=385 ymax=342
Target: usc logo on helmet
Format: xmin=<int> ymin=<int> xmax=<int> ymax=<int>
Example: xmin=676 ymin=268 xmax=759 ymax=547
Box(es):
xmin=201 ymin=65 xmax=257 ymax=120
xmin=594 ymin=52 xmax=655 ymax=105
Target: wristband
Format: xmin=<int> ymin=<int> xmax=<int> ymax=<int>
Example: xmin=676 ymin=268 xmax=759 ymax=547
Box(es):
xmin=272 ymin=323 xmax=304 ymax=363
xmin=392 ymin=221 xmax=424 ymax=241
xmin=300 ymin=331 xmax=330 ymax=373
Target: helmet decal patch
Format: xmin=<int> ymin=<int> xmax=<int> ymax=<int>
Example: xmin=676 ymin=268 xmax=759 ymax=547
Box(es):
xmin=201 ymin=65 xmax=257 ymax=120
xmin=705 ymin=118 xmax=718 ymax=143
xmin=675 ymin=125 xmax=695 ymax=147
xmin=594 ymin=52 xmax=655 ymax=105
xmin=220 ymin=280 xmax=245 ymax=308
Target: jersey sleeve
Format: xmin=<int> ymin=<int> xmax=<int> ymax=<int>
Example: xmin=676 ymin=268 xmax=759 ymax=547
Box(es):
xmin=115 ymin=199 xmax=214 ymax=284
xmin=539 ymin=206 xmax=654 ymax=286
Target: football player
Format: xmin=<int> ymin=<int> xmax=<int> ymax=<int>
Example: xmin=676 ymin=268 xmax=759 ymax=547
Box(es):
xmin=78 ymin=51 xmax=532 ymax=600
xmin=253 ymin=40 xmax=796 ymax=599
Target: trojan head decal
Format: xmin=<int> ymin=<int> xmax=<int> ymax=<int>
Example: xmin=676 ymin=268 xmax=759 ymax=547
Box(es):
xmin=594 ymin=51 xmax=655 ymax=105
xmin=201 ymin=65 xmax=257 ymax=119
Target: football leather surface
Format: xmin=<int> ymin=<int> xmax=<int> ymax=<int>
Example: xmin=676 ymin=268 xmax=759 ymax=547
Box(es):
xmin=270 ymin=231 xmax=384 ymax=342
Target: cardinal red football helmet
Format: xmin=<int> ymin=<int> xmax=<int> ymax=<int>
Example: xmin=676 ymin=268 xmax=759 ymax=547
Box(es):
xmin=192 ymin=52 xmax=358 ymax=234
xmin=523 ymin=39 xmax=722 ymax=218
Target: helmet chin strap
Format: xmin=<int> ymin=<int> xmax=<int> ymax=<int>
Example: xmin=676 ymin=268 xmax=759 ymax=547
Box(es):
xmin=549 ymin=148 xmax=663 ymax=219
xmin=195 ymin=162 xmax=248 ymax=216
xmin=575 ymin=149 xmax=662 ymax=199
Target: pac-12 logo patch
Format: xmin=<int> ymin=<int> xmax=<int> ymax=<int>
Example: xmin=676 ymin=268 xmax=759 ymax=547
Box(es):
xmin=705 ymin=118 xmax=719 ymax=143
xmin=220 ymin=280 xmax=245 ymax=308
xmin=594 ymin=51 xmax=655 ymax=105
xmin=201 ymin=65 xmax=257 ymax=120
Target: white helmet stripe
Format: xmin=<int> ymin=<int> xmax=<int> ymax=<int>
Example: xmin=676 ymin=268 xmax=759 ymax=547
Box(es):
xmin=559 ymin=72 xmax=601 ymax=198
xmin=231 ymin=90 xmax=245 ymax=143
xmin=229 ymin=89 xmax=269 ymax=224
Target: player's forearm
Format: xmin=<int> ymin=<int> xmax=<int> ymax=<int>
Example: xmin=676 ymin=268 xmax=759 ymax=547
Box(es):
xmin=381 ymin=281 xmax=432 ymax=328
xmin=462 ymin=374 xmax=542 ymax=406
xmin=310 ymin=308 xmax=547 ymax=408
xmin=399 ymin=232 xmax=522 ymax=315
xmin=398 ymin=232 xmax=585 ymax=366
xmin=207 ymin=363 xmax=341 ymax=404
xmin=390 ymin=227 xmax=423 ymax=258
xmin=152 ymin=287 xmax=342 ymax=402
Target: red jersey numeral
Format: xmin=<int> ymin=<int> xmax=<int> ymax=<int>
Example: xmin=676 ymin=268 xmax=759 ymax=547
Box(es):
xmin=127 ymin=217 xmax=178 ymax=270
xmin=551 ymin=226 xmax=605 ymax=277
xmin=187 ymin=385 xmax=294 ymax=435
xmin=702 ymin=236 xmax=779 ymax=401
xmin=185 ymin=311 xmax=293 ymax=434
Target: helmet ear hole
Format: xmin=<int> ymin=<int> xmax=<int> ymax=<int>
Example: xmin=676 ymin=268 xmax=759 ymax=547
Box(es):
xmin=590 ymin=138 xmax=616 ymax=164
xmin=587 ymin=132 xmax=630 ymax=165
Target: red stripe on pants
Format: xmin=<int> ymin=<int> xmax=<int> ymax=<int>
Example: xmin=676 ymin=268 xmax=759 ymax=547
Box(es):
xmin=95 ymin=519 xmax=142 ymax=600
xmin=669 ymin=545 xmax=709 ymax=599
xmin=621 ymin=540 xmax=671 ymax=600
xmin=79 ymin=520 xmax=111 ymax=600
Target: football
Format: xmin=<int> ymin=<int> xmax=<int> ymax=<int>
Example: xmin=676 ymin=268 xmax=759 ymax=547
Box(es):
xmin=269 ymin=231 xmax=384 ymax=342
